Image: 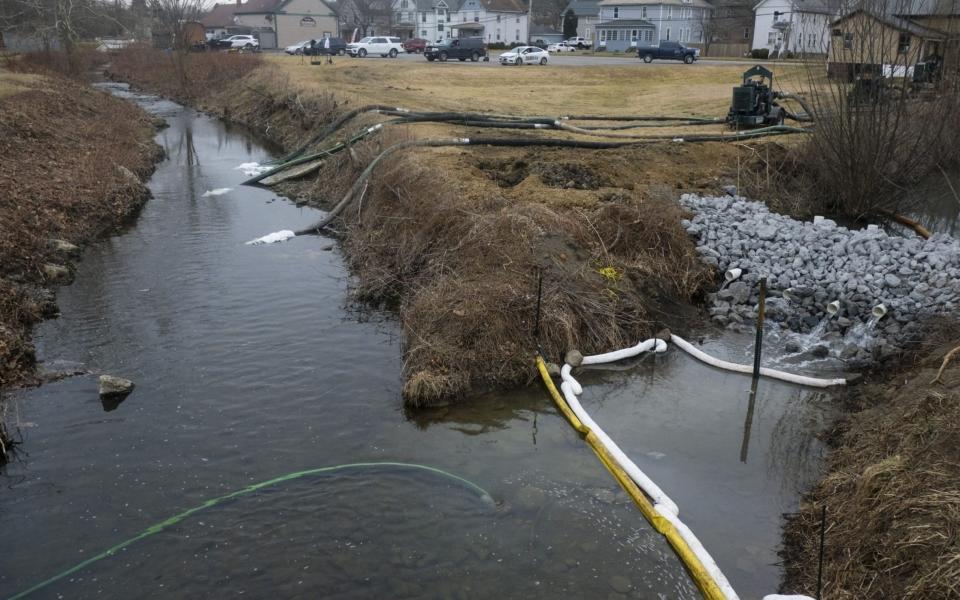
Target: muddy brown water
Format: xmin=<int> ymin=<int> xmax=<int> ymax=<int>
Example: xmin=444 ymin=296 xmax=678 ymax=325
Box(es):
xmin=1 ymin=84 xmax=839 ymax=600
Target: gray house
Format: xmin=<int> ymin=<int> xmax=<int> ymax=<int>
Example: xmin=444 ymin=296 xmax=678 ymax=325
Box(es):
xmin=596 ymin=0 xmax=713 ymax=51
xmin=562 ymin=0 xmax=601 ymax=40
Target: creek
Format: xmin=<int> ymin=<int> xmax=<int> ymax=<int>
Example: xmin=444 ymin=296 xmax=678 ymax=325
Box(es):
xmin=0 ymin=84 xmax=838 ymax=600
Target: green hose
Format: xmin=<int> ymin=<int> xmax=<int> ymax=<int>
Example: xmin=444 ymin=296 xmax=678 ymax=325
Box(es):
xmin=7 ymin=462 xmax=494 ymax=600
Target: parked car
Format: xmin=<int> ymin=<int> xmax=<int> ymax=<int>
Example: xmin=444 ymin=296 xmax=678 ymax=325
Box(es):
xmin=565 ymin=36 xmax=593 ymax=49
xmin=285 ymin=40 xmax=310 ymax=55
xmin=303 ymin=37 xmax=347 ymax=56
xmin=498 ymin=46 xmax=549 ymax=65
xmin=637 ymin=41 xmax=698 ymax=64
xmin=403 ymin=38 xmax=428 ymax=53
xmin=210 ymin=34 xmax=259 ymax=50
xmin=547 ymin=41 xmax=576 ymax=52
xmin=424 ymin=37 xmax=486 ymax=62
xmin=347 ymin=36 xmax=403 ymax=57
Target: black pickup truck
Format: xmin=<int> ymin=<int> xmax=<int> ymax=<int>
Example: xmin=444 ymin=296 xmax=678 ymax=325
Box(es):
xmin=637 ymin=41 xmax=698 ymax=64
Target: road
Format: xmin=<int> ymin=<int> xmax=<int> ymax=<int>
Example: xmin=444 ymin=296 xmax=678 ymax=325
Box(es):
xmin=280 ymin=49 xmax=770 ymax=68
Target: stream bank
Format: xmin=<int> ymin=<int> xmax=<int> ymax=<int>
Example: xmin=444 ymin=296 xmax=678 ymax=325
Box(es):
xmin=0 ymin=66 xmax=162 ymax=458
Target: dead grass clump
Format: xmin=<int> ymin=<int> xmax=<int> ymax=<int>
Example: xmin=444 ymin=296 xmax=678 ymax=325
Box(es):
xmin=781 ymin=356 xmax=960 ymax=599
xmin=336 ymin=147 xmax=711 ymax=405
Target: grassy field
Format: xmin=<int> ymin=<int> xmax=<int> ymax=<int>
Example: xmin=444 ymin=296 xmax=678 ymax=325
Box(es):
xmin=267 ymin=54 xmax=809 ymax=119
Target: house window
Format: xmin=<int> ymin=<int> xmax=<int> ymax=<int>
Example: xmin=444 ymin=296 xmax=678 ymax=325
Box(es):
xmin=600 ymin=29 xmax=606 ymax=41
xmin=613 ymin=6 xmax=619 ymax=18
xmin=401 ymin=0 xmax=408 ymax=6
xmin=768 ymin=31 xmax=777 ymax=45
xmin=665 ymin=27 xmax=671 ymax=40
xmin=421 ymin=11 xmax=427 ymax=22
xmin=437 ymin=23 xmax=443 ymax=30
xmin=644 ymin=29 xmax=652 ymax=41
xmin=898 ymin=33 xmax=910 ymax=54
xmin=516 ymin=29 xmax=519 ymax=40
xmin=631 ymin=29 xmax=638 ymax=41
xmin=641 ymin=6 xmax=646 ymax=18
xmin=496 ymin=14 xmax=501 ymax=22
xmin=516 ymin=16 xmax=520 ymax=22
xmin=743 ymin=27 xmax=750 ymax=39
xmin=843 ymin=32 xmax=853 ymax=49
xmin=666 ymin=6 xmax=672 ymax=19
xmin=421 ymin=29 xmax=427 ymax=36
xmin=496 ymin=29 xmax=500 ymax=40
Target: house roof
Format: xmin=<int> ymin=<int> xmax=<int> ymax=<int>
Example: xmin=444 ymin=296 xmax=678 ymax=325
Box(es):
xmin=832 ymin=8 xmax=947 ymax=39
xmin=752 ymin=0 xmax=835 ymax=15
xmin=199 ymin=3 xmax=242 ymax=28
xmin=234 ymin=0 xmax=335 ymax=15
xmin=479 ymin=0 xmax=526 ymax=12
xmin=599 ymin=0 xmax=711 ymax=7
xmin=595 ymin=18 xmax=655 ymax=27
xmin=563 ymin=0 xmax=600 ymax=17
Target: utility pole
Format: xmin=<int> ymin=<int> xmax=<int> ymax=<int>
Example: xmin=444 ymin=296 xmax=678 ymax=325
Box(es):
xmin=527 ymin=0 xmax=533 ymax=43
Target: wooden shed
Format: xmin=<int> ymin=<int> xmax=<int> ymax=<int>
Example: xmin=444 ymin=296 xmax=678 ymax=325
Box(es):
xmin=828 ymin=10 xmax=946 ymax=80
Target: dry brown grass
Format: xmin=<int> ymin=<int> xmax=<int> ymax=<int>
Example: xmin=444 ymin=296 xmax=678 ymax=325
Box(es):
xmin=268 ymin=53 xmax=809 ymax=118
xmin=782 ymin=346 xmax=960 ymax=599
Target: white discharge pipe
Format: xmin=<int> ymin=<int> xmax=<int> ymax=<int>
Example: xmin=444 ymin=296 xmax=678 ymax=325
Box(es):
xmin=724 ymin=268 xmax=742 ymax=282
xmin=872 ymin=303 xmax=888 ymax=318
xmin=826 ymin=300 xmax=840 ymax=316
xmin=669 ymin=335 xmax=847 ymax=388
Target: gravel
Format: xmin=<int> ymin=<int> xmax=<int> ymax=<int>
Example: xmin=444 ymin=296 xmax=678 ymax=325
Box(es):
xmin=679 ymin=194 xmax=960 ymax=367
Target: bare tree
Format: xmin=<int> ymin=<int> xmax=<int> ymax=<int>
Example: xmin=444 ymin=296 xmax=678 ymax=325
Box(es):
xmin=149 ymin=0 xmax=203 ymax=87
xmin=337 ymin=0 xmax=394 ymax=37
xmin=796 ymin=0 xmax=960 ymax=218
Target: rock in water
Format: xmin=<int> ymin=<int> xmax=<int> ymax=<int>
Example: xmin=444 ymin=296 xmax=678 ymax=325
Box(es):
xmin=99 ymin=375 xmax=135 ymax=399
xmin=565 ymin=349 xmax=584 ymax=367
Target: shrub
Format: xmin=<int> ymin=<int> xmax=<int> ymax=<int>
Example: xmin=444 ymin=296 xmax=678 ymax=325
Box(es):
xmin=750 ymin=48 xmax=769 ymax=59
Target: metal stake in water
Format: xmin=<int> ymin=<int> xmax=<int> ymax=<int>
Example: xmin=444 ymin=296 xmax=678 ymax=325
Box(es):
xmin=752 ymin=277 xmax=768 ymax=381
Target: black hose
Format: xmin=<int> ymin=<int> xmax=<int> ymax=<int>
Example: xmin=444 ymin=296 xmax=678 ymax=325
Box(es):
xmin=276 ymin=104 xmax=398 ymax=164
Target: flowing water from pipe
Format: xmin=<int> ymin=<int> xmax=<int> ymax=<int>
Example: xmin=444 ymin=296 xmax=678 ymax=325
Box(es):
xmin=0 ymin=84 xmax=838 ymax=600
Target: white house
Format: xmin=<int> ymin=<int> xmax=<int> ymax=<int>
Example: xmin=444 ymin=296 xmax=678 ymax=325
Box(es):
xmin=393 ymin=0 xmax=528 ymax=43
xmin=751 ymin=0 xmax=837 ymax=55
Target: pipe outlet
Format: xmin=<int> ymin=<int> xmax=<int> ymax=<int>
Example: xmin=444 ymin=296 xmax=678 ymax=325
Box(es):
xmin=872 ymin=303 xmax=888 ymax=319
xmin=826 ymin=300 xmax=841 ymax=316
xmin=724 ymin=268 xmax=742 ymax=282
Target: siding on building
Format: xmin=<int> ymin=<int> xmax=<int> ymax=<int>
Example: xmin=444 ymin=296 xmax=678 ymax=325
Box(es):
xmin=751 ymin=0 xmax=835 ymax=55
xmin=394 ymin=0 xmax=528 ymax=43
xmin=596 ymin=0 xmax=712 ymax=51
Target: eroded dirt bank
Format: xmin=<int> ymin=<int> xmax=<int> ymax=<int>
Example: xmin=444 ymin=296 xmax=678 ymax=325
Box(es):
xmin=0 ymin=66 xmax=162 ymax=454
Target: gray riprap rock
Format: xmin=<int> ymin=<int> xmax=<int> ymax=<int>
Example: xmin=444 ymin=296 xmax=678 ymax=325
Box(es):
xmin=99 ymin=375 xmax=135 ymax=398
xmin=884 ymin=273 xmax=901 ymax=287
xmin=757 ymin=225 xmax=777 ymax=241
xmin=565 ymin=349 xmax=584 ymax=367
xmin=608 ymin=576 xmax=633 ymax=594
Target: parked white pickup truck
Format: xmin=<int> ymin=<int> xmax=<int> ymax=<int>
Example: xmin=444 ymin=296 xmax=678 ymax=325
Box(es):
xmin=565 ymin=37 xmax=593 ymax=49
xmin=347 ymin=36 xmax=404 ymax=58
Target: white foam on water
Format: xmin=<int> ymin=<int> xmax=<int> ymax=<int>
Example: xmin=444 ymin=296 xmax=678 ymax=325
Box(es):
xmin=236 ymin=162 xmax=272 ymax=177
xmin=202 ymin=188 xmax=232 ymax=197
xmin=245 ymin=230 xmax=296 ymax=246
